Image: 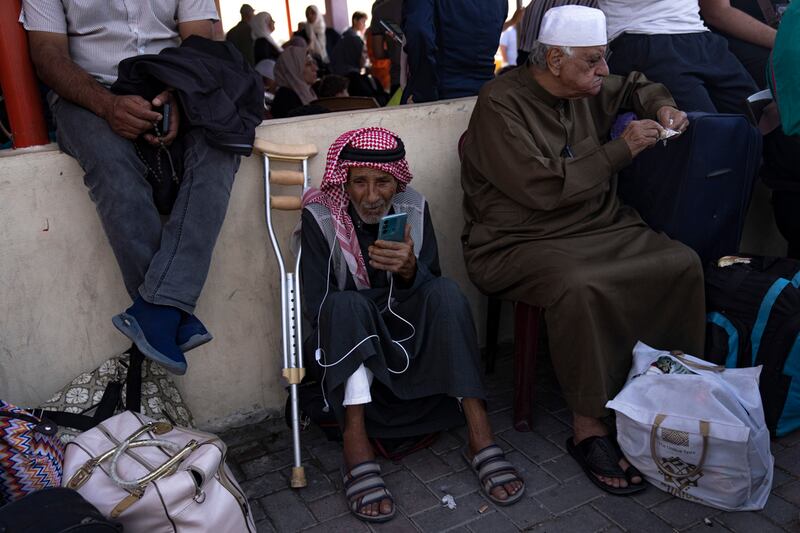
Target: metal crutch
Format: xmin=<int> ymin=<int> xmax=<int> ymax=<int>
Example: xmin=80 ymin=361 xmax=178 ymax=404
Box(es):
xmin=253 ymin=138 xmax=318 ymax=489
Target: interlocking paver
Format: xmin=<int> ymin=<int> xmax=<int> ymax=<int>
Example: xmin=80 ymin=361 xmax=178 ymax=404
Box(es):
xmin=307 ymin=441 xmax=343 ymax=474
xmin=495 ymin=494 xmax=552 ymax=529
xmin=504 ymin=450 xmax=559 ymax=494
xmin=404 ymin=448 xmax=453 ymax=483
xmin=369 ymin=512 xmax=421 ymax=532
xmin=250 ymin=499 xmax=267 ymax=522
xmin=716 ymin=511 xmax=786 ymax=533
xmin=411 ymin=491 xmax=494 ymax=532
xmin=232 ymin=347 xmax=799 ymax=532
xmin=241 ymin=448 xmax=294 ymax=479
xmin=241 ymin=472 xmax=287 ymax=499
xmin=534 ymin=474 xmax=605 ymax=514
xmin=282 ymin=463 xmax=336 ymax=502
xmin=383 ymin=469 xmax=440 ymax=515
xmin=539 ymin=453 xmax=583 ymax=482
xmin=651 ymin=497 xmax=720 ymax=530
xmin=307 ymin=492 xmax=349 ymax=522
xmin=498 ymin=428 xmax=562 ymax=465
xmin=255 ymin=518 xmax=277 ymax=533
xmin=761 ymin=494 xmax=800 ymax=526
xmin=229 ymin=440 xmax=270 ymax=463
xmin=302 ymin=513 xmax=370 ymax=532
xmin=431 ymin=469 xmax=480 ymax=499
xmin=631 ymin=485 xmax=673 ymax=509
xmin=430 ymin=432 xmax=462 ymax=455
xmin=776 ymin=446 xmax=800 ymax=477
xmin=466 ymin=509 xmax=519 ymax=533
xmin=527 ymin=504 xmax=610 ymax=533
xmin=259 ymin=489 xmax=317 ymax=531
xmin=777 ymin=481 xmax=800 ymax=507
xmin=488 ymin=408 xmax=515 ymax=433
xmin=591 ymin=495 xmax=673 ymax=533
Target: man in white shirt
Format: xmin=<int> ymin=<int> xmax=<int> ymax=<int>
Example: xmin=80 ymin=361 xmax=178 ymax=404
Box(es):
xmin=602 ymin=0 xmax=800 ymax=259
xmin=499 ymin=26 xmax=518 ymax=66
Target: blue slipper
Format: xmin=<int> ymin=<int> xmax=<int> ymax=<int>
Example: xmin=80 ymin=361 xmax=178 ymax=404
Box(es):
xmin=177 ymin=313 xmax=213 ymax=352
xmin=112 ymin=297 xmax=187 ymax=375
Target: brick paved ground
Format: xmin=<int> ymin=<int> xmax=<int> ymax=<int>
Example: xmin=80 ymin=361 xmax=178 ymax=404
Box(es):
xmin=222 ymin=347 xmax=800 ymax=533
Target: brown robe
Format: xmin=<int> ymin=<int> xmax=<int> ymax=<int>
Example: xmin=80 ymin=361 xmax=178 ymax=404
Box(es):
xmin=461 ymin=67 xmax=706 ymax=417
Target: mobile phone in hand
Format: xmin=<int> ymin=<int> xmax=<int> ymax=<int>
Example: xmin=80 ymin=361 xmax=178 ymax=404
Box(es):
xmin=378 ymin=212 xmax=407 ymax=242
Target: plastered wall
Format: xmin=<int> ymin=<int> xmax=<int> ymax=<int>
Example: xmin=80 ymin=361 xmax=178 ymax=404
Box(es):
xmin=0 ymin=98 xmax=483 ymax=430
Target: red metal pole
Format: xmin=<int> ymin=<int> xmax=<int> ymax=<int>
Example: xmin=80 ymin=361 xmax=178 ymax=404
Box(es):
xmin=0 ymin=0 xmax=48 ymax=148
xmin=285 ymin=0 xmax=293 ymax=37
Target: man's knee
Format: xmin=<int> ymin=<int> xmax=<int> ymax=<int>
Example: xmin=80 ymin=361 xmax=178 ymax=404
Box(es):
xmin=419 ymin=277 xmax=472 ymax=315
xmin=324 ymin=291 xmax=375 ymax=315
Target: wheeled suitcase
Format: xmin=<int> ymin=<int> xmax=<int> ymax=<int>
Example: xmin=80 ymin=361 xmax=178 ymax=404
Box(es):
xmin=617 ymin=112 xmax=762 ymax=264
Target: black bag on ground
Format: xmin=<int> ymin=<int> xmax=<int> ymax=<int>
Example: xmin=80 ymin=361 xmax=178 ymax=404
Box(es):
xmin=705 ymin=255 xmax=800 ymax=436
xmin=0 ymin=487 xmax=121 ymax=532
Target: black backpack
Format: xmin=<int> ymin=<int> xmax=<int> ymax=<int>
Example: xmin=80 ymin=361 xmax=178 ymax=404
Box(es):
xmin=0 ymin=488 xmax=121 ymax=532
xmin=704 ymin=256 xmax=800 ymax=436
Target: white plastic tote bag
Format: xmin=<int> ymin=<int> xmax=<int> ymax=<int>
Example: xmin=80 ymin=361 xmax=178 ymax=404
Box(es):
xmin=606 ymin=342 xmax=773 ymax=511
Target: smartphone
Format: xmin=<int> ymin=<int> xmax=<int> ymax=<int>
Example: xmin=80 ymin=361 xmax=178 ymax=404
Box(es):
xmin=378 ymin=212 xmax=407 ymax=242
xmin=379 ymin=19 xmax=406 ymax=45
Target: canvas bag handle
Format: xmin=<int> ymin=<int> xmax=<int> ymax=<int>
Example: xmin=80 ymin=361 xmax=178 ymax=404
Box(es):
xmin=649 ymin=414 xmax=710 ymax=480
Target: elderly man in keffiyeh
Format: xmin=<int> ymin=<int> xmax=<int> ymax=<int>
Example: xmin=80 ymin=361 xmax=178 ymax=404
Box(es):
xmin=300 ymin=127 xmax=525 ymax=523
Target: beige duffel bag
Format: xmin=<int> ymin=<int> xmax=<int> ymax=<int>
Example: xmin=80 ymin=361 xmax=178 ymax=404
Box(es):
xmin=61 ymin=410 xmax=255 ymax=532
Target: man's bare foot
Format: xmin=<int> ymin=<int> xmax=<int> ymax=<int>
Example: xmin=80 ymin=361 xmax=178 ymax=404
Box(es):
xmin=572 ymin=413 xmax=642 ymax=489
xmin=462 ymin=398 xmax=524 ymax=501
xmin=343 ymin=405 xmax=393 ymax=518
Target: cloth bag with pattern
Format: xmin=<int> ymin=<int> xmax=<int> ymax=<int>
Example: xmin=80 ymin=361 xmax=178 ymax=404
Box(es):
xmin=38 ymin=350 xmax=194 ymax=443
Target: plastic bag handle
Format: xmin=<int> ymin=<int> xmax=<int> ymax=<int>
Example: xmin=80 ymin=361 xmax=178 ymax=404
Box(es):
xmin=669 ymin=351 xmax=725 ymax=372
xmin=649 ymin=414 xmax=710 ymax=480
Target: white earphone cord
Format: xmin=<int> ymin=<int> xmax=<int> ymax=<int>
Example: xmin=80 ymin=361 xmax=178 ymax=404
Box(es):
xmin=313 ymin=200 xmax=416 ymax=410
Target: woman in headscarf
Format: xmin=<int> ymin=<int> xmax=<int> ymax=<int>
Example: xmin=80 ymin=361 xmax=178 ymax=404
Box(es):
xmin=271 ymin=45 xmax=319 ymax=118
xmin=303 ymin=5 xmax=330 ymax=63
xmin=330 ymin=30 xmax=388 ymax=106
xmin=250 ymin=11 xmax=281 ymax=63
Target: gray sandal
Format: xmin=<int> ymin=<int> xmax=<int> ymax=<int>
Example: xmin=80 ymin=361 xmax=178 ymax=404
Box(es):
xmin=342 ymin=461 xmax=396 ymax=523
xmin=463 ymin=444 xmax=525 ymax=506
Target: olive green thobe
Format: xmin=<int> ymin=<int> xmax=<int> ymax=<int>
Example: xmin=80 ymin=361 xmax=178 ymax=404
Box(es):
xmin=461 ymin=67 xmax=706 ymax=417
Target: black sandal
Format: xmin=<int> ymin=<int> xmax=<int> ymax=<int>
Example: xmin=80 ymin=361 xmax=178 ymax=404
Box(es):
xmin=566 ymin=435 xmax=646 ymax=496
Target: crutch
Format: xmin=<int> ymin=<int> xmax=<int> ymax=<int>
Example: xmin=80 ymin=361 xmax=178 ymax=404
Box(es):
xmin=253 ymin=138 xmax=318 ymax=489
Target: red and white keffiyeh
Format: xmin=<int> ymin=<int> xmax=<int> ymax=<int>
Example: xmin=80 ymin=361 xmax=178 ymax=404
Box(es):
xmin=302 ymin=127 xmax=413 ymax=289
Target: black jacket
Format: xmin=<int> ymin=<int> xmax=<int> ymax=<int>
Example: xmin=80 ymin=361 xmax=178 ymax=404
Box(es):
xmin=112 ymin=36 xmax=264 ymax=155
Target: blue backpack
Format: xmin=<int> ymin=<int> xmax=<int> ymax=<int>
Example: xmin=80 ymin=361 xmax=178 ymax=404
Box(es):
xmin=705 ymin=256 xmax=800 ymax=436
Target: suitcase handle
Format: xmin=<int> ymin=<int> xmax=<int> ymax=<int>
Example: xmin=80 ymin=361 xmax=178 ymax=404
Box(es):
xmin=649 ymin=414 xmax=710 ymax=480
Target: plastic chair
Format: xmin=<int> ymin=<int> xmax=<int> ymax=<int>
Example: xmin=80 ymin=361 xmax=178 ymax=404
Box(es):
xmin=458 ymin=131 xmax=541 ymax=432
xmin=253 ymin=137 xmax=318 ymax=488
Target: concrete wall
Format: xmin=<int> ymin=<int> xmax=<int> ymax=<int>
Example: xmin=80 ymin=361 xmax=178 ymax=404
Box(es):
xmin=0 ymin=96 xmax=787 ymax=431
xmin=0 ymin=98 xmax=481 ymax=430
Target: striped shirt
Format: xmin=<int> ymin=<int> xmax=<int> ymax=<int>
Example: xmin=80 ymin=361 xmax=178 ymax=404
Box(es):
xmin=20 ymin=0 xmax=218 ymax=86
xmin=518 ymin=0 xmax=599 ymax=52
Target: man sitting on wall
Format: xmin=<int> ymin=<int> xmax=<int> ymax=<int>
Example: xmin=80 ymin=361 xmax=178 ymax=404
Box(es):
xmin=300 ymin=127 xmax=525 ymax=523
xmin=22 ymin=0 xmax=243 ymax=375
xmin=461 ymin=6 xmax=706 ymax=495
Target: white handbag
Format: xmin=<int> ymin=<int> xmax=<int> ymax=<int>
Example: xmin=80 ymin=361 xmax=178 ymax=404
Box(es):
xmin=606 ymin=342 xmax=773 ymax=511
xmin=61 ymin=410 xmax=256 ymax=532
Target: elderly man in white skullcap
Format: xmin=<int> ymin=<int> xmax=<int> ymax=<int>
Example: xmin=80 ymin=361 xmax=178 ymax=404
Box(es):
xmin=461 ymin=6 xmax=704 ymax=495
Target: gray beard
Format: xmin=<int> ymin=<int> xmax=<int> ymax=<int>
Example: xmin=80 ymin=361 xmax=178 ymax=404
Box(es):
xmin=353 ymin=203 xmax=390 ymax=225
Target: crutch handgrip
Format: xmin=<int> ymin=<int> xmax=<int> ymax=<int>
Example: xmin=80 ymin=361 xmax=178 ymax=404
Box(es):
xmin=270 ymin=169 xmax=306 ymax=186
xmin=254 ymin=138 xmax=318 ymax=160
xmin=270 ymin=195 xmax=303 ymax=210
xmin=282 ymin=367 xmax=306 ymax=384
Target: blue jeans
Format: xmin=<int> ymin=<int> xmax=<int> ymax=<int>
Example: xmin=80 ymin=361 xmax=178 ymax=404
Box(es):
xmin=51 ymin=96 xmax=239 ymax=313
